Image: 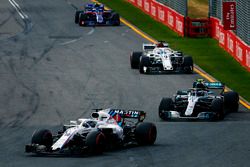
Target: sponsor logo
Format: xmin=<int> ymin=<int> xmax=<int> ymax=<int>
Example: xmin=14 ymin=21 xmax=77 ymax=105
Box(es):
xmin=137 ymin=0 xmax=142 ymax=7
xmin=216 ymin=22 xmax=220 ymax=39
xmin=236 ymin=41 xmax=243 ymax=61
xmin=112 ymin=109 xmax=139 ymax=117
xmin=223 ymin=2 xmax=236 ymax=30
xmin=176 ymin=18 xmax=183 ymax=33
xmin=246 ymin=50 xmax=250 ymax=67
xmin=158 ymin=7 xmax=165 ymax=21
xmin=168 ymin=11 xmax=174 ymax=27
xmin=219 ymin=32 xmax=225 ymax=45
xmin=144 ymin=0 xmax=150 ymax=12
xmin=227 ymin=34 xmax=234 ymax=52
xmin=151 ymin=4 xmax=156 ymax=16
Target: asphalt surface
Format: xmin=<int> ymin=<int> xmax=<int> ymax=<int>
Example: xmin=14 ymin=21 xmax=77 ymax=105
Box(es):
xmin=0 ymin=0 xmax=249 ymax=167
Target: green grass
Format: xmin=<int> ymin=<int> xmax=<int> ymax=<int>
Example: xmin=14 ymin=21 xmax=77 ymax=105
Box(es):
xmin=98 ymin=0 xmax=250 ymax=102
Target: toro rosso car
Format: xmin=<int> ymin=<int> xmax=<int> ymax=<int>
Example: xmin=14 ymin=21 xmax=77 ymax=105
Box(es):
xmin=25 ymin=109 xmax=157 ymax=155
xmin=158 ymin=79 xmax=239 ymax=121
xmin=75 ymin=3 xmax=120 ymax=26
xmin=130 ymin=41 xmax=193 ymax=74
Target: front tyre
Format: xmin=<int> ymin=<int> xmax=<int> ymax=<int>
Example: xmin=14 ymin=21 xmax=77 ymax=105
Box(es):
xmin=130 ymin=52 xmax=142 ymax=69
xmin=158 ymin=98 xmax=174 ymax=120
xmin=135 ymin=122 xmax=157 ymax=145
xmin=86 ymin=131 xmax=106 ymax=155
xmin=182 ymin=56 xmax=193 ymax=74
xmin=31 ymin=129 xmax=53 ymax=148
xmin=211 ymin=98 xmax=224 ymax=120
xmin=139 ymin=56 xmax=150 ymax=74
xmin=223 ymin=91 xmax=239 ymax=113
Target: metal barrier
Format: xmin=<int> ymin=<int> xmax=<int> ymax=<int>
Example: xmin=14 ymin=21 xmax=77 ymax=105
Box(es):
xmin=156 ymin=0 xmax=187 ymax=16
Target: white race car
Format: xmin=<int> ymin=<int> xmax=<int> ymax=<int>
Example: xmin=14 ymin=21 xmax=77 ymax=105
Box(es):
xmin=159 ymin=80 xmax=239 ymax=121
xmin=25 ymin=109 xmax=157 ymax=155
xmin=130 ymin=41 xmax=193 ymax=74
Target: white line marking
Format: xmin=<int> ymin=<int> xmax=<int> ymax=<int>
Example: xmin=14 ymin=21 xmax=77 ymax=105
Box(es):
xmin=59 ymin=39 xmax=79 ymax=45
xmin=8 ymin=0 xmax=28 ymax=19
xmin=87 ymin=28 xmax=95 ymax=35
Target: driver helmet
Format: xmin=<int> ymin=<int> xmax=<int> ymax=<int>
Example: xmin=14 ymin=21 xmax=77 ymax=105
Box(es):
xmin=194 ymin=79 xmax=207 ymax=89
xmin=157 ymin=42 xmax=164 ymax=47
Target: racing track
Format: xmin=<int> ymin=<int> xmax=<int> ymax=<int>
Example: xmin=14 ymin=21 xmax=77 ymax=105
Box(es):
xmin=0 ymin=0 xmax=250 ymax=166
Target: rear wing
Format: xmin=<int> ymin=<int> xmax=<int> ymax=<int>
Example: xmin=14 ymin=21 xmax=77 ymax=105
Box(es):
xmin=204 ymin=82 xmax=225 ymax=89
xmin=193 ymin=81 xmax=224 ymax=89
xmin=143 ymin=43 xmax=156 ymax=51
xmin=143 ymin=43 xmax=169 ymax=51
xmin=108 ymin=109 xmax=146 ymax=122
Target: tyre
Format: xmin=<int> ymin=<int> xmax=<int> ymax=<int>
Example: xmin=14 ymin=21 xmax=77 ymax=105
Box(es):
xmin=75 ymin=11 xmax=82 ymax=24
xmin=79 ymin=13 xmax=87 ymax=26
xmin=211 ymin=98 xmax=224 ymax=120
xmin=182 ymin=56 xmax=193 ymax=74
xmin=31 ymin=129 xmax=53 ymax=148
xmin=223 ymin=91 xmax=239 ymax=113
xmin=86 ymin=131 xmax=105 ymax=155
xmin=139 ymin=56 xmax=150 ymax=74
xmin=111 ymin=13 xmax=120 ymax=26
xmin=135 ymin=122 xmax=157 ymax=145
xmin=130 ymin=52 xmax=142 ymax=69
xmin=158 ymin=98 xmax=174 ymax=120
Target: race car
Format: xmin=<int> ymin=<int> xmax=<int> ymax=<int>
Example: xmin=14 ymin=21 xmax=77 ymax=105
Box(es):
xmin=158 ymin=79 xmax=239 ymax=121
xmin=74 ymin=3 xmax=120 ymax=26
xmin=130 ymin=41 xmax=193 ymax=74
xmin=25 ymin=108 xmax=157 ymax=155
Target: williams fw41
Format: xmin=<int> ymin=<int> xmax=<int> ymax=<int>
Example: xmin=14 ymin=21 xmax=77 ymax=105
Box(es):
xmin=74 ymin=3 xmax=120 ymax=26
xmin=158 ymin=79 xmax=239 ymax=121
xmin=130 ymin=41 xmax=193 ymax=74
xmin=25 ymin=109 xmax=157 ymax=156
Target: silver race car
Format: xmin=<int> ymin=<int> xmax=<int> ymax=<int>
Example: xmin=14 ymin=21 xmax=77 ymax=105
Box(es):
xmin=25 ymin=109 xmax=157 ymax=155
xmin=130 ymin=41 xmax=193 ymax=74
xmin=159 ymin=79 xmax=239 ymax=121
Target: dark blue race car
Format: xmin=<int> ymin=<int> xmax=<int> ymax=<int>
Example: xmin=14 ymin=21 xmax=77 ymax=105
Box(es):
xmin=75 ymin=3 xmax=120 ymax=26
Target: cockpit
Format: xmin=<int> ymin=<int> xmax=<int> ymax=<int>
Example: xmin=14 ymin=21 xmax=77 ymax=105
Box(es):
xmin=153 ymin=48 xmax=172 ymax=57
xmin=189 ymin=89 xmax=209 ymax=97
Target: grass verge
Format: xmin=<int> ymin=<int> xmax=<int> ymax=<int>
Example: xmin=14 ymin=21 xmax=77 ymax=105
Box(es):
xmin=98 ymin=0 xmax=250 ymax=102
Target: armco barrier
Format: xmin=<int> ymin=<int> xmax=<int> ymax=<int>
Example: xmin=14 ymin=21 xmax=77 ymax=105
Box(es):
xmin=127 ymin=0 xmax=185 ymax=36
xmin=210 ymin=17 xmax=250 ymax=71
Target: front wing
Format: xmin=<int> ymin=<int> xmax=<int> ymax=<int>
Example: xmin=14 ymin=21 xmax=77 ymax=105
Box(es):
xmin=161 ymin=111 xmax=218 ymax=121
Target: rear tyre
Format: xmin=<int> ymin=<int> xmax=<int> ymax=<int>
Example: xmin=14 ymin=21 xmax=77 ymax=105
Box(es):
xmin=223 ymin=91 xmax=239 ymax=113
xmin=158 ymin=98 xmax=174 ymax=120
xmin=182 ymin=56 xmax=193 ymax=74
xmin=211 ymin=98 xmax=224 ymax=120
xmin=111 ymin=13 xmax=120 ymax=26
xmin=130 ymin=52 xmax=142 ymax=69
xmin=139 ymin=56 xmax=150 ymax=74
xmin=79 ymin=13 xmax=87 ymax=26
xmin=135 ymin=122 xmax=157 ymax=145
xmin=31 ymin=129 xmax=53 ymax=148
xmin=75 ymin=11 xmax=82 ymax=24
xmin=86 ymin=131 xmax=105 ymax=155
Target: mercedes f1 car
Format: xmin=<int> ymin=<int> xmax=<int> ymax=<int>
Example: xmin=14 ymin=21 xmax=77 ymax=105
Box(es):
xmin=130 ymin=41 xmax=193 ymax=74
xmin=158 ymin=79 xmax=239 ymax=121
xmin=74 ymin=3 xmax=120 ymax=26
xmin=25 ymin=109 xmax=157 ymax=155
